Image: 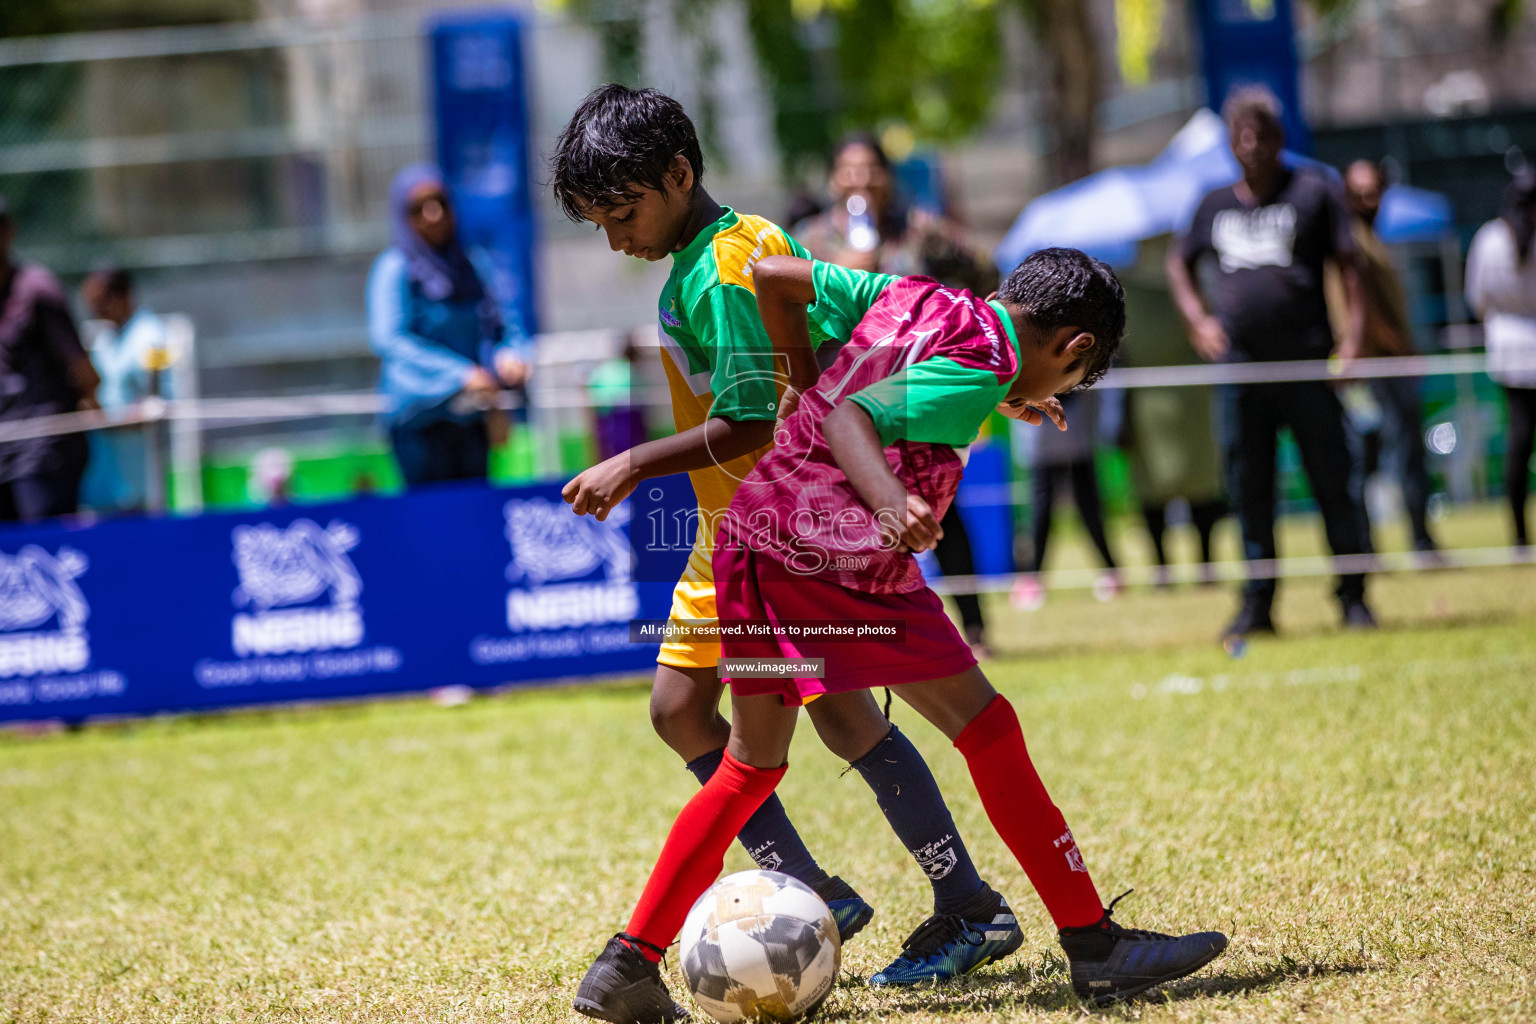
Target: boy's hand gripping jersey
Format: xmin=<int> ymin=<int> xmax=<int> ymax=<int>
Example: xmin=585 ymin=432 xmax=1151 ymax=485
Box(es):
xmin=723 ymin=265 xmax=1024 ymax=595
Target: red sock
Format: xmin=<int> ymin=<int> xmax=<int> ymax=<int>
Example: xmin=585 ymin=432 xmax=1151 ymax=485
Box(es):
xmin=954 ymin=694 xmax=1103 ymax=929
xmin=624 ymin=750 xmax=787 ymax=960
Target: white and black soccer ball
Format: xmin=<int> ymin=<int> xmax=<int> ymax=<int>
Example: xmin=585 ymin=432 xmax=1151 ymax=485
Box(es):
xmin=679 ymin=869 xmax=840 ymax=1023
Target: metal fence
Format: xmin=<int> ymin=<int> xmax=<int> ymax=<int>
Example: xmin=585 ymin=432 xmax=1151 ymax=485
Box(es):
xmin=0 ymin=14 xmax=430 ymax=274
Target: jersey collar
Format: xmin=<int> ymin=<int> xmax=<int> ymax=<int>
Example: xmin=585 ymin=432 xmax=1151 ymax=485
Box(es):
xmin=987 ymin=299 xmax=1023 ymax=364
xmin=672 ymin=206 xmax=738 ymax=263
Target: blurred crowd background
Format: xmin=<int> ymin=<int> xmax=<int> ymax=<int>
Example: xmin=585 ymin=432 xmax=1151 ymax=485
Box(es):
xmin=1 ymin=0 xmax=1534 ymax=600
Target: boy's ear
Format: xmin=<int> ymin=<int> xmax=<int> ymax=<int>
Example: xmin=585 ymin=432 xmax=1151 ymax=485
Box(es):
xmin=1061 ymin=329 xmax=1095 ymax=362
xmin=667 ymin=153 xmax=695 ymax=195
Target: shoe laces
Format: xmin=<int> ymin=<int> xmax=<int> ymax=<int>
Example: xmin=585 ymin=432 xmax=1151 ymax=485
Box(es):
xmin=1100 ymin=890 xmax=1175 ymax=942
xmin=617 ymin=932 xmax=672 ymax=971
xmin=897 ymin=914 xmax=983 ymax=960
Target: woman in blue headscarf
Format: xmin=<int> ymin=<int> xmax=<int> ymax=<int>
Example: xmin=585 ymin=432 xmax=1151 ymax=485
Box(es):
xmin=368 ymin=164 xmax=530 ymax=487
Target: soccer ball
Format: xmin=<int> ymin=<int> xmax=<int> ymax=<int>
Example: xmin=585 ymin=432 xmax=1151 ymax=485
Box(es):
xmin=679 ymin=869 xmax=841 ymax=1023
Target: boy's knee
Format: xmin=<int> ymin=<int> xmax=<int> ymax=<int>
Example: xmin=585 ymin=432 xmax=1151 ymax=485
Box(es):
xmin=806 ymin=694 xmax=894 ymax=762
xmin=649 ymin=678 xmax=727 ymax=756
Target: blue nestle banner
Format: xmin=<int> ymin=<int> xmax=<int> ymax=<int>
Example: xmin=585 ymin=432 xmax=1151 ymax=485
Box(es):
xmin=430 ymin=10 xmax=540 ymax=337
xmin=0 ymin=478 xmax=693 ymax=724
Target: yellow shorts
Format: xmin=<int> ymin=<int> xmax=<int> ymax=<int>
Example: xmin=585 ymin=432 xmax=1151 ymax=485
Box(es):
xmin=657 ymin=559 xmax=720 ymax=670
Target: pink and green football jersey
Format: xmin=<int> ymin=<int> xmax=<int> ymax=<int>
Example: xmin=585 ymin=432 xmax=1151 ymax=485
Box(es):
xmin=721 ymin=262 xmax=1023 ymax=594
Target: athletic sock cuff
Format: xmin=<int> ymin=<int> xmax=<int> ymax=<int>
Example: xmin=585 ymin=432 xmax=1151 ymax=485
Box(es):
xmin=719 ymin=748 xmax=788 ymax=798
xmin=954 ymin=694 xmax=1018 ymax=758
xmin=683 ymin=747 xmax=726 ymax=782
xmin=847 ymin=724 xmax=899 ymax=773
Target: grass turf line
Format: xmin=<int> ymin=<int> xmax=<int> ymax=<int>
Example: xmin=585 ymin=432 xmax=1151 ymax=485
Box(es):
xmin=1 ymin=546 xmax=1533 ymax=1021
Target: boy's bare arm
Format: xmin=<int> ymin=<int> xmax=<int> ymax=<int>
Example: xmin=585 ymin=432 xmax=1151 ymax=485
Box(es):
xmin=563 ymin=417 xmax=773 ymax=520
xmin=753 ymin=255 xmax=821 ymax=426
xmin=824 ymin=401 xmax=943 ymax=552
xmin=753 ymin=256 xmax=819 ymax=387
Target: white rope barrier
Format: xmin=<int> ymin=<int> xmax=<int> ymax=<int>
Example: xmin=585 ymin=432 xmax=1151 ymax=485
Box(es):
xmin=1 ymin=346 xmax=1525 ymax=591
xmin=926 ymin=544 xmax=1535 ymax=597
xmin=0 ymin=390 xmax=525 ymax=444
xmin=0 ymin=351 xmax=1500 ymax=445
xmin=1099 ymin=352 xmax=1490 ymax=389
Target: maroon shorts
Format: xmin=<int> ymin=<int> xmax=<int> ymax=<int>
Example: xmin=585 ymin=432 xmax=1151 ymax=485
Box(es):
xmin=713 ymin=539 xmax=977 ymax=706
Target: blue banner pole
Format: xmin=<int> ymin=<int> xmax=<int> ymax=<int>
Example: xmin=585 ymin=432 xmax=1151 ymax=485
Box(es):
xmin=1193 ymin=0 xmax=1311 ymax=155
xmin=429 ymin=11 xmax=541 ymax=338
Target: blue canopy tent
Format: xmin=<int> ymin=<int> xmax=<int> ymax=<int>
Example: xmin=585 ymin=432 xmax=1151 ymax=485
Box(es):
xmin=996 ymin=108 xmax=1455 ymax=272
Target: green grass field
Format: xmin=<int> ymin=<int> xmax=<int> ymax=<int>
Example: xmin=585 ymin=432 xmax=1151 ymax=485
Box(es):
xmin=2 ymin=508 xmax=1534 ymax=1023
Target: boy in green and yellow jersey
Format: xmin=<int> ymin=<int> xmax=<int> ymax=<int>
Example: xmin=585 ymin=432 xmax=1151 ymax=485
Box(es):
xmin=554 ymin=87 xmax=1026 ymax=1002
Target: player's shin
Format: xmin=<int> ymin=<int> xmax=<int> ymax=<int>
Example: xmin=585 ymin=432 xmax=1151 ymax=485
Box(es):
xmin=624 ymin=750 xmax=787 ymax=956
xmin=953 ymin=694 xmax=1104 ymax=929
xmin=685 ymin=747 xmax=829 ymax=886
xmin=849 ymin=724 xmax=986 ymax=913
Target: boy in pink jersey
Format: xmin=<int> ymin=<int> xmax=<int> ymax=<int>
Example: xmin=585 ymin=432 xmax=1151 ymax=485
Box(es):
xmin=574 ymin=249 xmax=1227 ymax=1021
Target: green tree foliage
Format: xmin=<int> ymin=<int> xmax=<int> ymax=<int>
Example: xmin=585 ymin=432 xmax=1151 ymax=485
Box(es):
xmin=559 ymin=0 xmax=1007 ymax=178
xmin=749 ymin=0 xmax=1002 ymax=171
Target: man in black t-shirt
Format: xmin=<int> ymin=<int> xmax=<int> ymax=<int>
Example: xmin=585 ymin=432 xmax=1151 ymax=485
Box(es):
xmin=1167 ymin=86 xmax=1376 ymax=642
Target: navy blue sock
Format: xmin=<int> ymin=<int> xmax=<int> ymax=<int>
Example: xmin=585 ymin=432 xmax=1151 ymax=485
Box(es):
xmin=685 ymin=747 xmax=830 ymax=888
xmin=850 ymin=725 xmax=986 ymax=914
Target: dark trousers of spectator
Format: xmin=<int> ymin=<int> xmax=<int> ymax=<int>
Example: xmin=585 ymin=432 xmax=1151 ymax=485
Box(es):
xmin=1027 ymin=460 xmax=1116 ymax=574
xmin=1504 ymin=386 xmax=1536 ymax=547
xmin=390 ymin=418 xmax=489 ymax=488
xmin=0 ymin=435 xmax=88 ymax=522
xmin=1217 ymin=381 xmax=1368 ymax=611
xmin=933 ymin=501 xmax=984 ymax=637
xmin=1142 ymin=499 xmax=1226 ymax=568
xmin=1354 ymin=376 xmax=1437 ymax=552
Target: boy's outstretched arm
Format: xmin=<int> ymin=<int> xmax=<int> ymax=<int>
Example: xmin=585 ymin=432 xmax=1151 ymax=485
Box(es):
xmin=752 ymin=255 xmax=821 ymax=425
xmin=563 ymin=417 xmax=774 ymax=520
xmin=823 ymin=401 xmax=943 ymax=552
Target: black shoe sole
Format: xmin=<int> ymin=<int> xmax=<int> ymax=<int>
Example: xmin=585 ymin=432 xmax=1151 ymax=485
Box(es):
xmin=573 ymin=994 xmax=689 ymax=1023
xmin=1079 ymin=940 xmax=1227 ymax=1007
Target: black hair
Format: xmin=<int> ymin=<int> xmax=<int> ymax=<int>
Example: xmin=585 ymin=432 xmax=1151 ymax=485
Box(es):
xmin=1502 ymin=166 xmax=1536 ymax=264
xmin=89 ymin=266 xmax=133 ymax=297
xmin=1222 ymin=84 xmax=1284 ymax=139
xmin=551 ymin=84 xmax=703 ymax=222
xmin=998 ymin=247 xmax=1125 ymax=392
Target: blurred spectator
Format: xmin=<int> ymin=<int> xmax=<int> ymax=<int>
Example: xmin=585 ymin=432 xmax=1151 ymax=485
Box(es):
xmin=79 ymin=267 xmax=170 ymax=514
xmin=792 ymin=133 xmax=997 ymax=654
xmin=1465 ymin=167 xmax=1536 ymax=550
xmin=0 ymin=196 xmax=99 ymax=523
xmin=1118 ymin=253 xmax=1227 ymax=587
xmin=790 ymin=132 xmax=997 ymax=294
xmin=588 ymin=332 xmax=649 ymax=462
xmin=368 ymin=165 xmax=530 ymax=488
xmin=1009 ymin=391 xmax=1121 ymax=609
xmin=1167 ymin=86 xmax=1376 ymax=642
xmin=1329 ymin=160 xmax=1439 ymax=556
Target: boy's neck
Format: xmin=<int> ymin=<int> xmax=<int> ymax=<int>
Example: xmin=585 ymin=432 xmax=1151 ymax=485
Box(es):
xmin=995 ymin=299 xmax=1036 ymax=347
xmin=673 ymin=189 xmax=728 ymax=253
